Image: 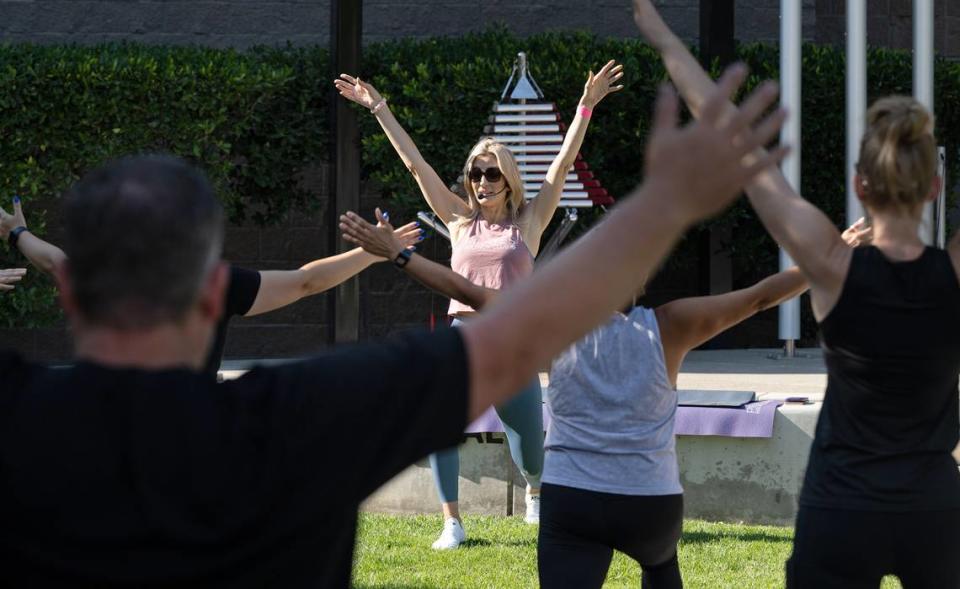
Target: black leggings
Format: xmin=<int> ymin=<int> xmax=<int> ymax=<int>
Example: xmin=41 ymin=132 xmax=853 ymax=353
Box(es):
xmin=787 ymin=505 xmax=960 ymax=588
xmin=538 ymin=483 xmax=683 ymax=589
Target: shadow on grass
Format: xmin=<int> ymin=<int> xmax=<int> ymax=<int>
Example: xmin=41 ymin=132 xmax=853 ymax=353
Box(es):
xmin=459 ymin=537 xmax=492 ymax=548
xmin=456 ymin=537 xmax=537 ymax=549
xmin=681 ymin=529 xmax=792 ymax=545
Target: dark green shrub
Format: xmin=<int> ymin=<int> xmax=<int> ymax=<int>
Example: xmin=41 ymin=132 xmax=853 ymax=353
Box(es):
xmin=2 ymin=32 xmax=959 ymax=335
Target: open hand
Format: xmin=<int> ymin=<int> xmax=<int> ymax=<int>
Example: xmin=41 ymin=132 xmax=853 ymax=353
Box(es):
xmin=0 ymin=268 xmax=26 ymax=292
xmin=841 ymin=217 xmax=872 ymax=247
xmin=333 ymin=74 xmax=384 ymax=111
xmin=0 ymin=196 xmax=27 ymax=241
xmin=643 ymin=64 xmax=788 ymax=223
xmin=340 ymin=208 xmax=423 ymax=260
xmin=581 ymin=60 xmax=625 ymax=108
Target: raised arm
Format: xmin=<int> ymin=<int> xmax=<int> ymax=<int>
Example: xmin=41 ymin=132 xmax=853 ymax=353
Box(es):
xmin=634 ymin=0 xmax=850 ymax=319
xmin=522 ymin=61 xmax=624 ymax=246
xmin=246 ymin=220 xmax=422 ymax=316
xmin=340 ymin=209 xmax=497 ymax=311
xmin=655 ymin=218 xmax=869 ymax=385
xmin=462 ymin=68 xmax=788 ymax=418
xmin=334 ymin=75 xmax=470 ymax=225
xmin=655 ymin=268 xmax=806 ymax=386
xmin=0 ymin=197 xmax=67 ymax=274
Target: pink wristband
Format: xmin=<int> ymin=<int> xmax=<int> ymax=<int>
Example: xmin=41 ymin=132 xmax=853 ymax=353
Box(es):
xmin=578 ymin=105 xmax=592 ymax=119
xmin=370 ymin=99 xmax=387 ymax=115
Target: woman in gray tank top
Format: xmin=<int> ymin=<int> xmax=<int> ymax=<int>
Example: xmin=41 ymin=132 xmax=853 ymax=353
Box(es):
xmin=340 ymin=206 xmax=865 ymax=588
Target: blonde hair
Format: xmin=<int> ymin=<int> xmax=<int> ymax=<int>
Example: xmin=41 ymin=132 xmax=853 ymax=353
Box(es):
xmin=856 ymin=96 xmax=937 ymax=214
xmin=454 ymin=137 xmax=526 ymax=226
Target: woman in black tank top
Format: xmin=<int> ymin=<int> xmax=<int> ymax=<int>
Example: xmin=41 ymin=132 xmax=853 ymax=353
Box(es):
xmin=633 ymin=1 xmax=960 ymax=586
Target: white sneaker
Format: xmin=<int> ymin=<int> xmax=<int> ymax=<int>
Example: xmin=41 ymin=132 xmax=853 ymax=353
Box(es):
xmin=524 ymin=489 xmax=541 ymax=524
xmin=431 ymin=517 xmax=466 ymax=550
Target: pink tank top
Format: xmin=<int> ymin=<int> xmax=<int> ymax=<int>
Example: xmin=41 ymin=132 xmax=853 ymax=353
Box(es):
xmin=448 ymin=216 xmax=534 ymax=315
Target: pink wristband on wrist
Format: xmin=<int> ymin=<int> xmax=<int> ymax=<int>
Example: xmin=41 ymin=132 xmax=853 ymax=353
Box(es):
xmin=370 ymin=99 xmax=387 ymax=115
xmin=578 ymin=105 xmax=592 ymax=119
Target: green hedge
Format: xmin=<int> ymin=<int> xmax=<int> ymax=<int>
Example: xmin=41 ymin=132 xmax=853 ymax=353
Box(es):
xmin=2 ymin=31 xmax=959 ymax=333
xmin=0 ymin=43 xmax=329 ymax=326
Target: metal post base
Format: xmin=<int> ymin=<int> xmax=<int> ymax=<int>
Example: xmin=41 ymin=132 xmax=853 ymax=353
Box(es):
xmin=767 ymin=339 xmax=811 ymax=360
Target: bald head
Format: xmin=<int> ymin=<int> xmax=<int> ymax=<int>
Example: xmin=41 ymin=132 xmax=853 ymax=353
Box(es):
xmin=63 ymin=155 xmax=224 ymax=329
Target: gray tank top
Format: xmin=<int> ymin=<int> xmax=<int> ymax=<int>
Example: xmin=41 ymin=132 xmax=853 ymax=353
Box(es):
xmin=543 ymin=306 xmax=682 ymax=495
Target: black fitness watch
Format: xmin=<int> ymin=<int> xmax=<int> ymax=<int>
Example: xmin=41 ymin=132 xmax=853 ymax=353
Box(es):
xmin=8 ymin=226 xmax=28 ymax=248
xmin=393 ymin=249 xmax=412 ymax=268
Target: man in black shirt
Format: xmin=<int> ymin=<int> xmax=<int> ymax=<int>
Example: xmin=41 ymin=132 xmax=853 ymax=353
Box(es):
xmin=0 ymin=198 xmax=421 ymax=375
xmin=0 ymin=70 xmax=785 ymax=587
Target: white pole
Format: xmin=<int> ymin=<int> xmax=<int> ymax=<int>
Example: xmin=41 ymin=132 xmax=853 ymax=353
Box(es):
xmin=778 ymin=0 xmax=801 ymax=352
xmin=847 ymin=0 xmax=866 ymax=225
xmin=915 ymin=0 xmax=935 ymax=244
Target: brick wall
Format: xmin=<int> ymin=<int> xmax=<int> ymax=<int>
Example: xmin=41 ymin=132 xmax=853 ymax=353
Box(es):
xmin=816 ymin=0 xmax=960 ymax=58
xmin=0 ymin=0 xmax=818 ymax=49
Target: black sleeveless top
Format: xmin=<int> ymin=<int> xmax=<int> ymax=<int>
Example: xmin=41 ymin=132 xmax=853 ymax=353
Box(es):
xmin=802 ymin=246 xmax=960 ymax=511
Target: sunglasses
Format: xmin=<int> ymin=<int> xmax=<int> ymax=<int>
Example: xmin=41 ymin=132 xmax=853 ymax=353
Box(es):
xmin=468 ymin=167 xmax=503 ymax=183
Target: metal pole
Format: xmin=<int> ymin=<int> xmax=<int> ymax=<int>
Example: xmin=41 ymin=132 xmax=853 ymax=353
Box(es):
xmin=329 ymin=0 xmax=362 ymax=343
xmin=778 ymin=0 xmax=801 ymax=354
xmin=936 ymin=147 xmax=946 ymax=248
xmin=847 ymin=0 xmax=866 ymax=225
xmin=914 ymin=0 xmax=935 ymax=245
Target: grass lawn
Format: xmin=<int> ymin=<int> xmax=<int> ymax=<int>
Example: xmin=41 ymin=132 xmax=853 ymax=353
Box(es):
xmin=354 ymin=514 xmax=904 ymax=588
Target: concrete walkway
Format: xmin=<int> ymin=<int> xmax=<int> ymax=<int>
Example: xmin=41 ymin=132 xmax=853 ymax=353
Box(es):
xmin=678 ymin=347 xmax=827 ymax=400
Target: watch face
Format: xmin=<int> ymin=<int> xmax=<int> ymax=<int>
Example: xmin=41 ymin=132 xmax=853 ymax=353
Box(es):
xmin=394 ymin=250 xmax=411 ymax=267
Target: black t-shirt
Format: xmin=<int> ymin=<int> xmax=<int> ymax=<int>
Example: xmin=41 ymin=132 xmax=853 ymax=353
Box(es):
xmin=204 ymin=265 xmax=261 ymax=376
xmin=805 ymin=246 xmax=960 ymax=511
xmin=0 ymin=326 xmax=469 ymax=588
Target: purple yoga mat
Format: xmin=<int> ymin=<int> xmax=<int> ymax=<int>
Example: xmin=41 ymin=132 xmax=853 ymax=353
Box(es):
xmin=673 ymin=400 xmax=784 ymax=438
xmin=466 ymin=400 xmax=784 ymax=439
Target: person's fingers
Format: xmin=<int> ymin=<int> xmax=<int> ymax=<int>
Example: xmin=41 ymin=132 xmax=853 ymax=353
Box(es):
xmin=398 ymin=227 xmax=422 ymax=241
xmin=12 ymin=196 xmax=22 ymax=218
xmin=0 ymin=284 xmax=13 ymax=291
xmin=0 ymin=268 xmax=26 ymax=277
xmin=393 ymin=221 xmax=418 ymax=234
xmin=339 ymin=213 xmax=370 ymax=236
xmin=734 ymin=108 xmax=788 ymax=159
xmin=651 ymin=83 xmax=679 ymax=137
xmin=701 ymin=63 xmax=748 ymax=124
xmin=727 ymin=80 xmax=780 ymax=136
xmin=339 ymin=221 xmax=367 ymax=242
xmin=610 ymin=85 xmax=625 ymax=92
xmin=344 ymin=211 xmax=371 ymax=226
xmin=375 ymin=207 xmax=393 ymax=226
xmin=741 ymin=146 xmax=791 ymax=181
xmin=339 ymin=73 xmax=358 ymax=84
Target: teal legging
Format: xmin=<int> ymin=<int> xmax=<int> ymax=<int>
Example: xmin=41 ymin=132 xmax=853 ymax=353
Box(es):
xmin=430 ymin=372 xmax=544 ymax=503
